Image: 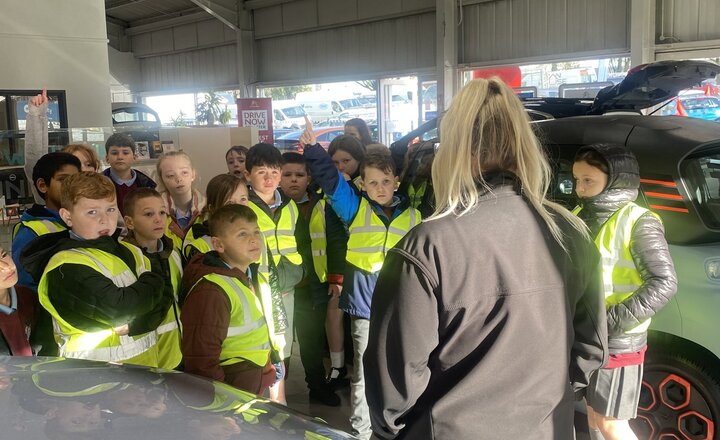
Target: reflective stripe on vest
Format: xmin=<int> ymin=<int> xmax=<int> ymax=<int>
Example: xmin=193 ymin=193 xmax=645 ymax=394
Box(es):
xmin=38 ymin=248 xmax=159 ymax=366
xmin=192 ymin=273 xmax=272 ymax=367
xmin=158 ymin=249 xmax=183 ymax=369
xmin=249 ymin=201 xmax=302 ymax=281
xmin=13 ymin=219 xmax=65 ymax=240
xmin=346 ymin=198 xmax=420 ymax=273
xmin=309 ymin=199 xmax=328 ymax=283
xmin=574 ymin=202 xmax=657 ymax=334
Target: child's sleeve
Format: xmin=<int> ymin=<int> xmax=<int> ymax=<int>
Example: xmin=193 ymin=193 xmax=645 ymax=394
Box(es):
xmin=303 ymin=143 xmax=360 ymax=224
xmin=181 ymin=282 xmax=230 ymax=382
xmin=45 ymin=263 xmax=165 ymax=329
xmin=12 ymin=227 xmax=38 ymax=288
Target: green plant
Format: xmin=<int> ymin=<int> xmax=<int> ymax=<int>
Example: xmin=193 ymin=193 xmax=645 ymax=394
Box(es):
xmin=170 ymin=110 xmax=189 ymax=127
xmin=195 ymin=91 xmax=228 ymax=126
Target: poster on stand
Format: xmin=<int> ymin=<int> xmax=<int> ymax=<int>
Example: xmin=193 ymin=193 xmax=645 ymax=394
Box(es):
xmin=237 ymin=98 xmax=273 ymax=144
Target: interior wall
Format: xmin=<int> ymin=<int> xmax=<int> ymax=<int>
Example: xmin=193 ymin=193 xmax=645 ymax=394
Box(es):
xmin=0 ymin=0 xmax=112 ymax=128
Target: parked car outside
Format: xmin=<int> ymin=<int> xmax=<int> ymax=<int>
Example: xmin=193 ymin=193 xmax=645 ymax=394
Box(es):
xmin=394 ymin=60 xmax=720 ymax=440
xmin=0 ymin=356 xmax=355 ymax=440
xmin=275 ymin=127 xmax=345 ymax=152
xmin=656 ymin=93 xmax=720 ymax=121
xmin=111 ymin=102 xmax=161 ymax=144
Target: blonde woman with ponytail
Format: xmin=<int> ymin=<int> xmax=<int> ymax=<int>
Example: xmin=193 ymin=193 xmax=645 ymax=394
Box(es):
xmin=364 ymin=78 xmax=608 ymax=440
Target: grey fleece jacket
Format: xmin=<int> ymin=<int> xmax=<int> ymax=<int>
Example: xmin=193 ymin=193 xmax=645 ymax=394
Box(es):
xmin=364 ymin=172 xmax=608 ymax=440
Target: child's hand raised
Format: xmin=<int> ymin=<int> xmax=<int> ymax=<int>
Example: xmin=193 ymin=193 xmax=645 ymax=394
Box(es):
xmin=299 ymin=115 xmax=316 ymax=147
xmin=30 ymin=88 xmax=48 ymax=107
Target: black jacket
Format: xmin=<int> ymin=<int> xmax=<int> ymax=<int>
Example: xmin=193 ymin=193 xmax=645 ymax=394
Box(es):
xmin=364 ymin=172 xmax=608 ymax=440
xmin=575 ymin=144 xmax=678 ymax=353
xmin=21 ymin=231 xmax=168 ymax=343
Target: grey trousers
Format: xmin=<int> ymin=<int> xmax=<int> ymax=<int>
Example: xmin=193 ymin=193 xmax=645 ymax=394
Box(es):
xmin=350 ymin=317 xmax=372 ymax=440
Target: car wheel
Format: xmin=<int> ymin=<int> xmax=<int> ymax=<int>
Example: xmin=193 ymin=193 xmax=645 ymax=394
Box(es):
xmin=631 ymin=350 xmax=720 ymax=440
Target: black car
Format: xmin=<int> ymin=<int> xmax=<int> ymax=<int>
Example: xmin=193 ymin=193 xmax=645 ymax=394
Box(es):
xmin=0 ymin=356 xmax=355 ymax=440
xmin=396 ymin=60 xmax=720 ymax=440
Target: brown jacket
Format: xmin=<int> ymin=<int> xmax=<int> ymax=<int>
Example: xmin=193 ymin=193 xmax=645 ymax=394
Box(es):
xmin=180 ymin=252 xmax=274 ymax=394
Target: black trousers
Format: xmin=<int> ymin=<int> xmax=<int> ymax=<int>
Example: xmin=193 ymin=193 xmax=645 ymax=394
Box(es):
xmin=293 ymin=285 xmax=329 ymax=390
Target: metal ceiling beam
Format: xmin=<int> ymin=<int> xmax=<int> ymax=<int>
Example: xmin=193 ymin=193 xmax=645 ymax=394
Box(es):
xmin=126 ymin=8 xmax=208 ymax=31
xmin=189 ymin=0 xmax=239 ymax=30
xmin=125 ymin=10 xmax=209 ymax=35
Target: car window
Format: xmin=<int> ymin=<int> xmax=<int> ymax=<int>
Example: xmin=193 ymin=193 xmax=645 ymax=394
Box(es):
xmin=681 ymin=150 xmax=720 ymax=229
xmin=282 ymin=106 xmax=305 ymax=118
xmin=113 ymin=110 xmax=158 ymax=124
xmin=274 ymin=109 xmax=285 ymax=121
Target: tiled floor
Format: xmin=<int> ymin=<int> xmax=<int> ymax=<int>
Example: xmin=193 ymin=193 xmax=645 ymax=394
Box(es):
xmin=283 ymin=346 xmax=354 ymax=434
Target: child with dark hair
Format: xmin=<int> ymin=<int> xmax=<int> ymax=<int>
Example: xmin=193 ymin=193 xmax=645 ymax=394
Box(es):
xmin=226 ymin=145 xmax=249 ymax=179
xmin=343 ymin=118 xmax=374 ymax=147
xmin=280 ymin=152 xmax=348 ymax=406
xmin=245 ymin=143 xmax=304 ymax=403
xmin=12 ymin=152 xmax=81 ymax=292
xmin=11 ymin=152 xmax=81 ymax=355
xmin=102 ymin=133 xmax=157 ymax=216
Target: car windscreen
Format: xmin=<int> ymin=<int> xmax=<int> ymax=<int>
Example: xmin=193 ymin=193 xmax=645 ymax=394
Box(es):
xmin=681 ymin=149 xmax=720 ymax=229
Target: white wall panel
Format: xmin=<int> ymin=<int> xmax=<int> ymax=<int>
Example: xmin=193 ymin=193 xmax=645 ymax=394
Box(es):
xmin=462 ymin=0 xmax=629 ymax=64
xmin=1 ymin=0 xmax=111 ymax=127
xmin=257 ymin=12 xmax=435 ymax=83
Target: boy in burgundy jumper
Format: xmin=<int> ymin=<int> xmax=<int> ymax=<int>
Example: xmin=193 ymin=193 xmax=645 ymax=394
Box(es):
xmin=102 ymin=133 xmax=156 ymax=217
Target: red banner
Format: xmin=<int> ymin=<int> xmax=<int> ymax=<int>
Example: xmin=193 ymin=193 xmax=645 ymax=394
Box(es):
xmin=237 ymin=98 xmax=274 ymax=144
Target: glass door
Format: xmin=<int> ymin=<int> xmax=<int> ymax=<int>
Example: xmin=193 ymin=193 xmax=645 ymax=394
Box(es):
xmin=378 ymin=76 xmax=419 ymax=146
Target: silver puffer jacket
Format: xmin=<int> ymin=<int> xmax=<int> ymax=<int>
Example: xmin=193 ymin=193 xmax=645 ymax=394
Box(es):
xmin=576 ymin=144 xmax=678 ymax=354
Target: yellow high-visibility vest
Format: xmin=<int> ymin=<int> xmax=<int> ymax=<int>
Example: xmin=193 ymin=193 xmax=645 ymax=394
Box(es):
xmin=38 ymin=247 xmax=160 ymax=367
xmin=13 ymin=219 xmax=65 ymax=240
xmin=574 ymin=202 xmax=659 ymax=334
xmin=183 ymin=235 xmax=214 ymax=260
xmin=248 ymin=200 xmax=302 ymax=282
xmin=309 ymin=199 xmax=328 ymax=283
xmin=188 ymin=273 xmax=273 ymax=367
xmin=120 ymin=240 xmax=183 ymax=370
xmin=346 ymin=198 xmax=420 ymax=273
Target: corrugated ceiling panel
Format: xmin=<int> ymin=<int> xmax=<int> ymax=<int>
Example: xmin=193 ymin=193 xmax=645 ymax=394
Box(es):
xmin=138 ymin=45 xmax=238 ymax=92
xmin=257 ymin=12 xmax=435 ymax=83
xmin=254 ymin=0 xmax=433 ymax=38
xmin=463 ymin=0 xmax=629 ymax=64
xmin=659 ymin=0 xmax=720 ymax=43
